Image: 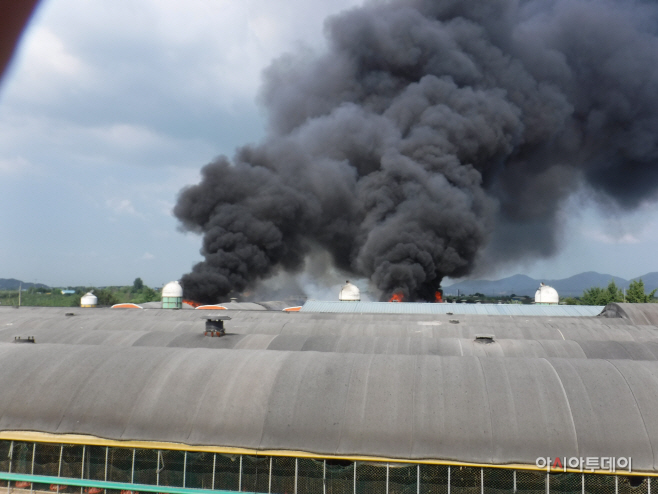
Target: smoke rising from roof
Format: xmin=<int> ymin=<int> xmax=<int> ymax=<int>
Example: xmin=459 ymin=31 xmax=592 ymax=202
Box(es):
xmin=174 ymin=0 xmax=658 ymax=303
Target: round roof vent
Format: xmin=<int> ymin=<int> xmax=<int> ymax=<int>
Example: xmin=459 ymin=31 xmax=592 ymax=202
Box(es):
xmin=339 ymin=281 xmax=360 ymax=302
xmin=535 ymin=283 xmax=559 ymax=304
xmin=80 ymin=292 xmax=97 ymax=306
xmin=162 ymin=281 xmax=183 ymax=298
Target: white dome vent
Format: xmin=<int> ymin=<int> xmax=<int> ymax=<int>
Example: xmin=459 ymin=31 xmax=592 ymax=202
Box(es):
xmin=339 ymin=281 xmax=360 ymax=302
xmin=80 ymin=292 xmax=97 ymax=308
xmin=162 ymin=281 xmax=183 ymax=309
xmin=535 ymin=283 xmax=559 ymax=305
xmin=162 ymin=281 xmax=183 ymax=298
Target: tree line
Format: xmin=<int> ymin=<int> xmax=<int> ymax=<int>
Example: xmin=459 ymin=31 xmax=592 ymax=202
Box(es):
xmin=0 ymin=278 xmax=161 ymax=307
xmin=563 ymin=279 xmax=657 ymax=305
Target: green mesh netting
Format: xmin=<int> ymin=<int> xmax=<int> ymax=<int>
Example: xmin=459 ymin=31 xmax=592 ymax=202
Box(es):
xmin=11 ymin=442 xmax=34 ymax=475
xmin=241 ymin=455 xmax=269 ymax=493
xmin=159 ymin=450 xmax=186 ymax=488
xmin=548 ymin=473 xmax=582 ymax=494
xmin=185 ymin=451 xmax=214 ymax=490
xmin=32 ymin=442 xmax=62 ymax=492
xmin=107 ymin=447 xmax=133 ymax=484
xmin=419 ymin=464 xmax=449 ymax=494
xmin=388 ymin=464 xmax=417 ymax=494
xmin=0 ymin=439 xmax=653 ymax=494
xmin=0 ymin=440 xmax=10 ymax=474
xmin=451 ymin=466 xmax=480 ymax=494
xmin=326 ymin=460 xmax=355 ymax=494
xmin=297 ymin=458 xmax=324 ymax=494
xmin=356 ymin=462 xmax=388 ymax=494
xmin=618 ymin=475 xmax=650 ymax=494
xmin=271 ymin=456 xmax=297 ymax=494
xmin=516 ymin=469 xmax=546 ymax=494
xmin=482 ymin=466 xmax=513 ymax=494
xmin=132 ymin=447 xmax=157 ymax=485
xmin=214 ymin=453 xmax=241 ymax=492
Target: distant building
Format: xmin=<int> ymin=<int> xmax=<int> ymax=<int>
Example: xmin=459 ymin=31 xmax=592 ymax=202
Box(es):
xmin=61 ymin=289 xmax=75 ymax=295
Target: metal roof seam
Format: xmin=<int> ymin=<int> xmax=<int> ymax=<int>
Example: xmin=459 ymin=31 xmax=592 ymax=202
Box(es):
xmin=543 ymin=357 xmax=580 ymax=456
xmin=475 ymin=356 xmax=495 ymax=464
xmin=333 ymin=352 xmax=358 ymax=455
xmin=410 ymin=353 xmax=418 ymax=458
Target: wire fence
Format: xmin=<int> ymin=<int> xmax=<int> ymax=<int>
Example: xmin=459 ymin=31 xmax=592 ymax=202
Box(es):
xmin=0 ymin=441 xmax=651 ymax=494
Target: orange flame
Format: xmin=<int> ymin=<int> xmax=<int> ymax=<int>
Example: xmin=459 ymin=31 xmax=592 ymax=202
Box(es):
xmin=389 ymin=292 xmax=404 ymax=302
xmin=183 ymin=299 xmax=201 ymax=308
xmin=435 ymin=291 xmax=443 ymax=303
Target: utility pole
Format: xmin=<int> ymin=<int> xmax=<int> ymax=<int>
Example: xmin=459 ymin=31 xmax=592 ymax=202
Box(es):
xmin=18 ymin=282 xmax=21 ymax=307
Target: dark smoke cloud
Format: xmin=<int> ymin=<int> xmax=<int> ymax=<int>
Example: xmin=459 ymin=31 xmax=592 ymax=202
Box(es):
xmin=174 ymin=0 xmax=658 ymax=303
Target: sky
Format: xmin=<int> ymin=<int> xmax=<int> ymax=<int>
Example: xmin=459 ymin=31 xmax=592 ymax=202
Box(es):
xmin=1 ymin=0 xmax=657 ymax=289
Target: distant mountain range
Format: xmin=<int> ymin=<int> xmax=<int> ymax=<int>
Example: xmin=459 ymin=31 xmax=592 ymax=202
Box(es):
xmin=0 ymin=278 xmax=49 ymax=290
xmin=443 ymin=271 xmax=658 ymax=297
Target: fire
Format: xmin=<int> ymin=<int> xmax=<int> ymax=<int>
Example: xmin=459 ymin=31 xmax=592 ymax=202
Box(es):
xmin=183 ymin=299 xmax=201 ymax=308
xmin=435 ymin=290 xmax=443 ymax=303
xmin=389 ymin=292 xmax=404 ymax=302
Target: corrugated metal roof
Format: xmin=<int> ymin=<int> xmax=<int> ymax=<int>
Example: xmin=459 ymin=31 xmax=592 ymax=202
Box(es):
xmin=300 ymin=301 xmax=604 ymax=316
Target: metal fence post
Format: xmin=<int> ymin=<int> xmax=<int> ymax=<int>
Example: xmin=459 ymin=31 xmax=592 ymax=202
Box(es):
xmin=513 ymin=470 xmax=517 ymax=493
xmin=57 ymin=445 xmax=63 ymax=494
xmin=386 ymin=463 xmax=390 ymax=494
xmin=649 ymin=477 xmax=652 ymax=494
xmin=183 ymin=451 xmax=188 ymax=488
xmin=546 ymin=472 xmax=549 ymax=494
xmin=239 ymin=455 xmax=242 ymax=492
xmin=323 ymin=460 xmax=327 ymax=494
xmin=104 ymin=447 xmax=108 ymax=494
xmin=481 ymin=468 xmax=484 ymax=494
xmin=81 ymin=445 xmax=86 ymax=494
xmin=131 ymin=449 xmax=136 ymax=484
xmin=7 ymin=441 xmax=13 ymax=494
xmin=353 ymin=461 xmax=357 ymax=494
xmin=268 ymin=457 xmax=272 ymax=494
xmin=31 ymin=442 xmax=36 ymax=494
xmin=8 ymin=441 xmax=13 ymax=473
xmin=615 ymin=476 xmax=618 ymax=494
xmin=212 ymin=454 xmax=216 ymax=491
xmin=447 ymin=466 xmax=451 ymax=494
xmin=157 ymin=451 xmax=162 ymax=486
xmin=581 ymin=474 xmax=584 ymax=494
xmin=417 ymin=464 xmax=420 ymax=494
xmin=295 ymin=457 xmax=298 ymax=494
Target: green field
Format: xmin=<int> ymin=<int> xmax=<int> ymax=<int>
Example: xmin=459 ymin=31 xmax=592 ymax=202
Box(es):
xmin=0 ymin=285 xmax=161 ymax=307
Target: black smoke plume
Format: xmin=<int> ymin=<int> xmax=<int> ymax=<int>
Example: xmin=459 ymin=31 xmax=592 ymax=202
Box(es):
xmin=174 ymin=0 xmax=658 ymax=303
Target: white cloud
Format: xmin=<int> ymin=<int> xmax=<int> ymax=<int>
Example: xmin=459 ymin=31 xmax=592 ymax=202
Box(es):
xmin=142 ymin=252 xmax=155 ymax=260
xmin=0 ymin=156 xmax=36 ymax=176
xmin=583 ymin=229 xmax=641 ymax=244
xmin=106 ymin=198 xmax=137 ymax=216
xmin=5 ymin=26 xmax=91 ymax=106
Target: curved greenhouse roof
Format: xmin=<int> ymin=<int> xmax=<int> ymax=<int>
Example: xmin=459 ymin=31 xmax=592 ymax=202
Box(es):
xmin=601 ymin=303 xmax=658 ymax=325
xmin=1 ymin=344 xmax=658 ymax=471
xmin=5 ymin=328 xmax=658 ymax=360
xmin=0 ymin=306 xmax=654 ymax=341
